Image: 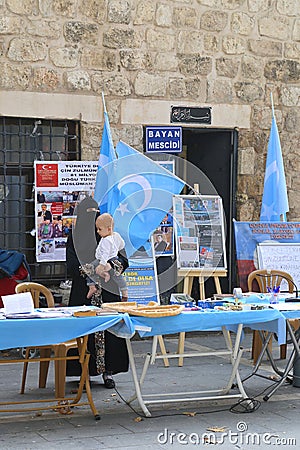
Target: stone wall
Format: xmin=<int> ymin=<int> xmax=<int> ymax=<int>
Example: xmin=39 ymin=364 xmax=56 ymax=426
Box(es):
xmin=0 ymin=0 xmax=300 ymax=220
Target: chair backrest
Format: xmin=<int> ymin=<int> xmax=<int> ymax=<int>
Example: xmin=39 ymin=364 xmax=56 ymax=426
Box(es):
xmin=247 ymin=269 xmax=294 ymax=294
xmin=15 ymin=282 xmax=55 ymax=308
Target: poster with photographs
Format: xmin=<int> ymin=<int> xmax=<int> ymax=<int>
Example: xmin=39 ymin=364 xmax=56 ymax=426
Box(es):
xmin=152 ymin=160 xmax=175 ymax=257
xmin=152 ymin=212 xmax=174 ymax=257
xmin=35 ymin=161 xmax=98 ymax=262
xmin=173 ymin=195 xmax=227 ymax=271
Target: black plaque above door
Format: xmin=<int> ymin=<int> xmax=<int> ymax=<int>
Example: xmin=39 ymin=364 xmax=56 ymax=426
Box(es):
xmin=170 ymin=106 xmax=212 ymax=124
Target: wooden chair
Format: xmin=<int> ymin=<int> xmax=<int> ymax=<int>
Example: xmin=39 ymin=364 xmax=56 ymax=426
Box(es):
xmin=247 ymin=269 xmax=296 ymax=363
xmin=15 ymin=282 xmax=77 ymax=398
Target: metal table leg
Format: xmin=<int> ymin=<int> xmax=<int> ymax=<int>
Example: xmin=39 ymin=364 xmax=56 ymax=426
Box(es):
xmin=126 ymin=325 xmax=250 ymax=417
xmin=263 ymin=321 xmax=300 ymax=401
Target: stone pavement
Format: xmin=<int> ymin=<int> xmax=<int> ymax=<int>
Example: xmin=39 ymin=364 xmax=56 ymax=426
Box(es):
xmin=0 ymin=331 xmax=300 ymax=450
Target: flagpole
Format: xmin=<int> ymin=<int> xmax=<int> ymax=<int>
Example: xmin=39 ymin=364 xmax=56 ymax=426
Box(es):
xmin=270 ymin=93 xmax=283 ymax=222
xmin=270 ymin=92 xmax=275 ymax=118
xmin=101 ymin=91 xmax=107 ymax=114
xmin=260 ymin=92 xmax=289 ymax=222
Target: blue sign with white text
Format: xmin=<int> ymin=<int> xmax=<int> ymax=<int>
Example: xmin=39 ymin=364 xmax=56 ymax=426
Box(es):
xmin=145 ymin=126 xmax=182 ymax=153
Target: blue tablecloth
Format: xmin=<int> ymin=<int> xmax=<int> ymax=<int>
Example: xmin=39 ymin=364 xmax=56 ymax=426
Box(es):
xmin=0 ymin=307 xmax=287 ymax=349
xmin=0 ymin=313 xmax=134 ymax=350
xmin=241 ymin=295 xmax=300 ymax=323
xmin=130 ymin=308 xmax=286 ymax=344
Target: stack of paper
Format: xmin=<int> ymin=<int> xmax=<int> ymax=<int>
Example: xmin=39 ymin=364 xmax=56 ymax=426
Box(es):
xmin=2 ymin=292 xmax=34 ymax=318
xmin=1 ymin=293 xmax=73 ymax=318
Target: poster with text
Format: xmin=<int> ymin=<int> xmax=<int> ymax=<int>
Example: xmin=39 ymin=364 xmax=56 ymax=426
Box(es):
xmin=122 ymin=249 xmax=160 ymax=305
xmin=234 ymin=221 xmax=300 ymax=291
xmin=34 ymin=161 xmax=98 ymax=262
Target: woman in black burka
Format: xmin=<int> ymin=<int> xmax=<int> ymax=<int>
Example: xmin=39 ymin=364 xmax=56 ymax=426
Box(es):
xmin=66 ymin=196 xmax=129 ymax=388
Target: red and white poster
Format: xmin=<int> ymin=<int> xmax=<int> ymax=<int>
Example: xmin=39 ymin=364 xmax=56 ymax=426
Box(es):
xmin=34 ymin=161 xmax=98 ymax=262
xmin=35 ymin=163 xmax=59 ymax=187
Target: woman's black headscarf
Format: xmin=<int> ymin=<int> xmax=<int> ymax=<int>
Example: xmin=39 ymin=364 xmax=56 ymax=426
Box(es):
xmin=72 ymin=196 xmax=100 ymax=265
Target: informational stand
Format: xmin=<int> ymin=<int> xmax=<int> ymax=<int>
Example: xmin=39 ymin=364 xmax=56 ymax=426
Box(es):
xmin=176 ymin=268 xmax=228 ymax=366
xmin=173 ymin=193 xmax=227 ymax=300
xmin=233 ymin=221 xmax=300 ymax=292
xmin=123 ymin=243 xmax=169 ymax=366
xmin=123 ymin=258 xmax=160 ymax=305
xmin=173 ymin=192 xmax=228 ymax=366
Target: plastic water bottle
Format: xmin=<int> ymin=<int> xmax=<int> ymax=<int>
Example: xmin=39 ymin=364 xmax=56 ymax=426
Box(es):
xmin=268 ymin=286 xmax=280 ymax=304
xmin=269 ymin=293 xmax=279 ymax=304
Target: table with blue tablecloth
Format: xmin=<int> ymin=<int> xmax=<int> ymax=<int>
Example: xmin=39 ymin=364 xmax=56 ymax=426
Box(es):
xmin=0 ymin=306 xmax=288 ymax=418
xmin=123 ymin=307 xmax=286 ymax=416
xmin=0 ymin=311 xmax=134 ymax=418
xmin=0 ymin=312 xmax=134 ymax=350
xmin=129 ymin=308 xmax=286 ymax=342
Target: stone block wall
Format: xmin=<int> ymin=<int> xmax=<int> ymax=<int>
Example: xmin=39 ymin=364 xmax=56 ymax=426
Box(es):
xmin=0 ymin=0 xmax=300 ymax=220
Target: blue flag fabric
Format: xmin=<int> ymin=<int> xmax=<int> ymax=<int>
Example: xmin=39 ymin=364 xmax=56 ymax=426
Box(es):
xmin=97 ymin=141 xmax=184 ymax=257
xmin=260 ymin=114 xmax=289 ymax=221
xmin=93 ymin=111 xmax=116 ymax=213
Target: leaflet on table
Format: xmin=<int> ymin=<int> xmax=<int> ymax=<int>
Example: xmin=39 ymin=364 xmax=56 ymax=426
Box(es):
xmin=4 ymin=308 xmax=73 ymax=319
xmin=269 ymin=303 xmax=300 ymax=311
xmin=0 ymin=304 xmax=121 ymax=319
xmin=2 ymin=292 xmax=34 ymax=315
xmin=0 ymin=305 xmax=103 ymax=319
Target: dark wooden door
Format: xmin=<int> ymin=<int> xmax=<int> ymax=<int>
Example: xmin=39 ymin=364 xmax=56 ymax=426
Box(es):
xmin=184 ymin=128 xmax=238 ymax=295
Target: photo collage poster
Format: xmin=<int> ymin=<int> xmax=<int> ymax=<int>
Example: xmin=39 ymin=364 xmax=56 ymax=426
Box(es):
xmin=173 ymin=195 xmax=227 ymax=271
xmin=152 ymin=160 xmax=175 ymax=257
xmin=34 ymin=161 xmax=98 ymax=262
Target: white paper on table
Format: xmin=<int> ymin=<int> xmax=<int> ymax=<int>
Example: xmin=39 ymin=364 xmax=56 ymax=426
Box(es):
xmin=2 ymin=292 xmax=34 ymax=315
xmin=270 ymin=303 xmax=300 ymax=311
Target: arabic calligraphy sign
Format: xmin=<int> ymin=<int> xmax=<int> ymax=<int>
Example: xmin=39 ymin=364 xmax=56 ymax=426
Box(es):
xmin=170 ymin=106 xmax=212 ymax=124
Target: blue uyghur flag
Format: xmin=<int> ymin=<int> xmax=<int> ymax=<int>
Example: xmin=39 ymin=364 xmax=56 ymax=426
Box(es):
xmin=94 ymin=111 xmax=116 ymax=213
xmin=260 ymin=114 xmax=289 ymax=221
xmin=103 ymin=141 xmax=184 ymax=257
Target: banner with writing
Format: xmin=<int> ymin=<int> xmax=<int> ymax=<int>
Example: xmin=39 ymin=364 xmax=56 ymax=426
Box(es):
xmin=123 ymin=252 xmax=160 ymax=305
xmin=233 ymin=221 xmax=300 ymax=291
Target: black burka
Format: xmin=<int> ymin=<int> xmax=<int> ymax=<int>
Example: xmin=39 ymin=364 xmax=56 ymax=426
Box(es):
xmin=66 ymin=197 xmax=129 ymax=377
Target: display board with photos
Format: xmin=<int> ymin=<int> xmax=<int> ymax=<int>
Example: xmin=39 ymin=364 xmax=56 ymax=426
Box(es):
xmin=34 ymin=161 xmax=97 ymax=262
xmin=173 ymin=195 xmax=227 ymax=271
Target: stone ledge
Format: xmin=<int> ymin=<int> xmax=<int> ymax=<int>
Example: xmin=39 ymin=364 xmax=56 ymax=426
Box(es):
xmin=0 ymin=91 xmax=251 ymax=129
xmin=121 ymin=99 xmax=251 ymax=129
xmin=0 ymin=91 xmax=102 ymax=122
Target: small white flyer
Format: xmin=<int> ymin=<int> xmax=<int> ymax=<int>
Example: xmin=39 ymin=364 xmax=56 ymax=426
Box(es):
xmin=2 ymin=292 xmax=34 ymax=315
